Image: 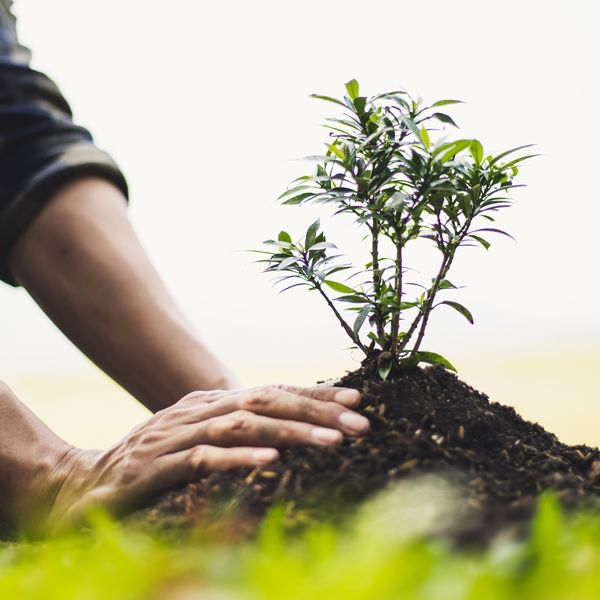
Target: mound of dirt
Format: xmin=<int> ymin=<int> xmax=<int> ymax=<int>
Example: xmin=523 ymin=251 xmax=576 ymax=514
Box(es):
xmin=133 ymin=364 xmax=600 ymax=544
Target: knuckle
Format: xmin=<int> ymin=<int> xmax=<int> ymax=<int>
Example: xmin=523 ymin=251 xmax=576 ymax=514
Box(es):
xmin=118 ymin=452 xmax=143 ymax=487
xmin=178 ymin=390 xmax=206 ymax=405
xmin=131 ymin=428 xmax=163 ymax=448
xmin=188 ymin=445 xmax=209 ymax=471
xmin=163 ymin=407 xmax=188 ymax=422
xmin=226 ymin=409 xmax=254 ymax=432
xmin=239 ymin=391 xmax=270 ymax=412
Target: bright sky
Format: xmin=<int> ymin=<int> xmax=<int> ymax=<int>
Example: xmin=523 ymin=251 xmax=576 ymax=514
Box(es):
xmin=1 ymin=0 xmax=599 ymax=447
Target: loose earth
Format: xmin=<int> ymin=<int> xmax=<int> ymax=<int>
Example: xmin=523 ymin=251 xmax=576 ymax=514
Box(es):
xmin=135 ymin=363 xmax=600 ymax=544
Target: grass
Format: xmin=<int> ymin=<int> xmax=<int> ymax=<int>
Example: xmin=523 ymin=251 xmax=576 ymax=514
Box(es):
xmin=1 ymin=485 xmax=600 ymax=600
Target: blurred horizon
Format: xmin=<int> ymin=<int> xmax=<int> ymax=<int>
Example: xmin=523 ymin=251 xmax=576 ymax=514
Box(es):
xmin=6 ymin=344 xmax=599 ymax=450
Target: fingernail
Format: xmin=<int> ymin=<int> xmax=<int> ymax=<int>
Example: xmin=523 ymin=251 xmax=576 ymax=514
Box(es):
xmin=252 ymin=448 xmax=278 ymax=463
xmin=335 ymin=389 xmax=360 ymax=405
xmin=338 ymin=411 xmax=370 ymax=433
xmin=311 ymin=427 xmax=343 ymax=445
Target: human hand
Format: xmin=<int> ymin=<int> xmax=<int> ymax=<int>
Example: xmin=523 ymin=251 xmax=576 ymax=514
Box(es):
xmin=47 ymin=384 xmax=368 ymax=531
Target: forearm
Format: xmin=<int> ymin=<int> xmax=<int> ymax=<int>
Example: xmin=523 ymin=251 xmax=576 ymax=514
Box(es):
xmin=9 ymin=177 xmax=238 ymax=412
xmin=0 ymin=380 xmax=74 ymax=530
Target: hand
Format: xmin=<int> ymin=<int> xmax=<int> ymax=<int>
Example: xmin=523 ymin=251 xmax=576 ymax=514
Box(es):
xmin=46 ymin=384 xmax=368 ymax=531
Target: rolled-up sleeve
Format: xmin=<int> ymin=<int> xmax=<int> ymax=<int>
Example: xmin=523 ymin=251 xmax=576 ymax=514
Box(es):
xmin=0 ymin=0 xmax=128 ymax=286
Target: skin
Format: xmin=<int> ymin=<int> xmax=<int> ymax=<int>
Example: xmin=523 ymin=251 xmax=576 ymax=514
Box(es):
xmin=0 ymin=177 xmax=369 ymax=534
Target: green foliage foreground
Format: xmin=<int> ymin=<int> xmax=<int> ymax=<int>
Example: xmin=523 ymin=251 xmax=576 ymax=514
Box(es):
xmin=1 ymin=490 xmax=600 ymax=600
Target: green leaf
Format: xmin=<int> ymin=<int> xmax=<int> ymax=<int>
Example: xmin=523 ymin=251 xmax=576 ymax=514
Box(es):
xmin=401 ymin=117 xmax=425 ymax=146
xmin=378 ymin=354 xmax=393 ymax=381
xmin=468 ymin=234 xmax=491 ymax=250
xmin=278 ymin=184 xmax=317 ymax=199
xmin=309 ymin=242 xmax=337 ymax=251
xmin=438 ymin=301 xmax=474 ymax=324
xmin=324 ymin=280 xmax=356 ymax=294
xmin=309 ymin=94 xmax=346 ymax=108
xmin=458 ymin=193 xmax=472 ymax=216
xmin=353 ymin=305 xmax=371 ymax=337
xmin=327 ymin=143 xmax=346 ymax=161
xmin=412 ymin=351 xmax=457 ymax=372
xmin=277 ymin=256 xmax=299 ymax=270
xmin=470 ymin=140 xmax=483 ymax=165
xmin=345 ymin=79 xmax=360 ymax=100
xmin=278 ymin=231 xmax=292 ymax=243
xmin=432 ymin=99 xmax=464 ymax=107
xmin=336 ymin=294 xmax=368 ymax=303
xmin=433 ymin=112 xmax=458 ymax=128
xmin=281 ymin=192 xmax=315 ymax=206
xmin=435 ymin=139 xmax=472 ymax=162
xmin=489 ymin=144 xmax=534 ymax=166
xmin=305 ymin=219 xmax=321 ymax=249
xmin=353 ymin=96 xmax=367 ymax=114
xmin=438 ymin=279 xmax=459 ymax=290
xmin=471 ymin=227 xmax=515 ymax=241
xmin=497 ymin=154 xmax=539 ymax=170
xmin=420 ymin=127 xmax=431 ymax=148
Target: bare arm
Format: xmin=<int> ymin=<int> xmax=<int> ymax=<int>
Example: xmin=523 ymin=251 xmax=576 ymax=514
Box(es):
xmin=9 ymin=177 xmax=237 ymax=412
xmin=3 ymin=176 xmax=369 ymax=533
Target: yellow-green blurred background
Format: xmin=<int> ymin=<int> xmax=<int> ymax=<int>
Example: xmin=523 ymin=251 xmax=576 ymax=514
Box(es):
xmin=1 ymin=0 xmax=598 ymax=449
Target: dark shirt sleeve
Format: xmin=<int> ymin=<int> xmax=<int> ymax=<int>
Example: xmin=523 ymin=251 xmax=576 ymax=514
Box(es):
xmin=0 ymin=0 xmax=128 ymax=286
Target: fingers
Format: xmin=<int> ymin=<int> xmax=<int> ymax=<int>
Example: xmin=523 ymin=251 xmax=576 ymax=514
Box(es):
xmin=98 ymin=446 xmax=280 ymax=516
xmin=175 ymin=386 xmax=369 ymax=437
xmin=237 ymin=387 xmax=369 ymax=435
xmin=272 ymin=384 xmax=361 ymax=407
xmin=169 ymin=410 xmax=345 ymax=453
xmin=153 ymin=445 xmax=278 ymax=493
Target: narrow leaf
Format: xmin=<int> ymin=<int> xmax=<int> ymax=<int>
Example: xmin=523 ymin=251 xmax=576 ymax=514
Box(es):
xmin=433 ymin=112 xmax=459 ymax=128
xmin=438 ymin=279 xmax=459 ymax=290
xmin=432 ymin=99 xmax=464 ymax=107
xmin=489 ymin=144 xmax=534 ymax=166
xmin=309 ymin=241 xmax=337 ymax=251
xmin=470 ymin=140 xmax=483 ymax=164
xmin=412 ymin=351 xmax=457 ymax=372
xmin=305 ymin=219 xmax=320 ymax=249
xmin=309 ymin=94 xmax=346 ymax=108
xmin=439 ymin=301 xmax=474 ymax=324
xmin=277 ymin=256 xmax=299 ymax=270
xmin=401 ymin=117 xmax=425 ymax=146
xmin=468 ymin=234 xmax=491 ymax=250
xmin=353 ymin=305 xmax=371 ymax=337
xmin=345 ymin=79 xmax=360 ymax=100
xmin=325 ymin=280 xmax=356 ymax=294
xmin=471 ymin=227 xmax=515 ymax=241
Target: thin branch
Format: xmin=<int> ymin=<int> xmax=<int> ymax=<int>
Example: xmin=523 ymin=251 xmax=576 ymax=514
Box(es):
xmin=370 ymin=218 xmax=385 ymax=342
xmin=389 ymin=224 xmax=404 ymax=354
xmin=313 ymin=281 xmax=369 ymax=355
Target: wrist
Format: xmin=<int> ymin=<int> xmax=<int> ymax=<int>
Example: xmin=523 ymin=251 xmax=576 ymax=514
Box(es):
xmin=42 ymin=447 xmax=104 ymax=534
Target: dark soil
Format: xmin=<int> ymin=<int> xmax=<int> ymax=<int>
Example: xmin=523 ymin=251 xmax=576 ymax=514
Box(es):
xmin=134 ymin=363 xmax=600 ymax=544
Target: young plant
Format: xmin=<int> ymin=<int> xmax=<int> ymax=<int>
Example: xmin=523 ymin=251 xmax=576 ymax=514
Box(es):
xmin=256 ymin=80 xmax=534 ymax=378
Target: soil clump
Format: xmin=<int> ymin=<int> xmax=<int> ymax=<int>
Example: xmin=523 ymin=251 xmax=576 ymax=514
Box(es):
xmin=134 ymin=364 xmax=600 ymax=544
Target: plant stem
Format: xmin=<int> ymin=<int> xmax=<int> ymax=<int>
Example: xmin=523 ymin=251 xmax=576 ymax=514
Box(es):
xmin=409 ymin=209 xmax=477 ymax=357
xmin=370 ymin=218 xmax=385 ymax=342
xmin=409 ymin=253 xmax=453 ymax=356
xmin=314 ymin=282 xmax=369 ymax=355
xmin=389 ymin=227 xmax=403 ymax=354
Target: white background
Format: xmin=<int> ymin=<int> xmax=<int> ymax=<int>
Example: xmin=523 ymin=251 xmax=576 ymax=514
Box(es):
xmin=2 ymin=0 xmax=598 ymax=447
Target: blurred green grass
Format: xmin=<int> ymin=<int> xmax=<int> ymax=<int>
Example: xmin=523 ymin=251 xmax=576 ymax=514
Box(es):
xmin=2 ymin=493 xmax=600 ymax=600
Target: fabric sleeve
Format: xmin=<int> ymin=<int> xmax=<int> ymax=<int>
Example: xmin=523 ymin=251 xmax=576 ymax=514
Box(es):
xmin=0 ymin=0 xmax=128 ymax=286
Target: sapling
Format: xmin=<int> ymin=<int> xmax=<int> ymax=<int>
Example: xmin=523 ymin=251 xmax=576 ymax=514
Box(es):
xmin=256 ymin=80 xmax=534 ymax=379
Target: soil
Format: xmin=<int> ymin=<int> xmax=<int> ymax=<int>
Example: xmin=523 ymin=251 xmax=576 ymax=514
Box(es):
xmin=136 ymin=363 xmax=600 ymax=544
